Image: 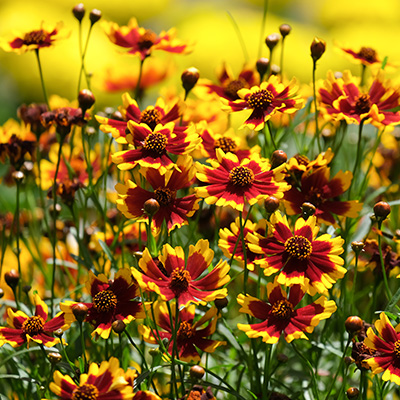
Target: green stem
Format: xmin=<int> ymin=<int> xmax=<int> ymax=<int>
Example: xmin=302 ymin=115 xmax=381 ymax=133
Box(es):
xmin=266 ymin=120 xmax=276 ymax=151
xmin=378 ymin=221 xmax=392 ymax=301
xmin=34 ymin=49 xmax=49 ymax=108
xmin=134 ymin=59 xmax=145 ymax=101
xmin=239 ymin=211 xmax=249 ymax=295
xmin=258 ymin=0 xmax=269 ymax=59
xmin=79 ymin=322 xmax=87 ymax=371
xmin=77 ymin=24 xmax=94 ymax=93
xmin=312 ymin=60 xmax=321 ymax=153
xmin=14 ymin=178 xmax=22 ymax=304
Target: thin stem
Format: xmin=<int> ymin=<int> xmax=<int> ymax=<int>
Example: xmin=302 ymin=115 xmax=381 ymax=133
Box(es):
xmin=77 ymin=24 xmax=94 ymax=93
xmin=78 ymin=322 xmax=87 ymax=372
xmin=239 ymin=211 xmax=249 ymax=295
xmin=266 ymin=120 xmax=277 ymax=151
xmin=34 ymin=49 xmax=49 ymax=108
xmin=258 ymin=0 xmax=269 ymax=59
xmin=15 ymin=178 xmax=22 ymax=302
xmin=378 ymin=222 xmax=392 ymax=301
xmin=312 ymin=60 xmax=321 ymax=153
xmin=280 ymin=37 xmax=285 ymax=78
xmin=134 ymin=59 xmax=145 ymax=100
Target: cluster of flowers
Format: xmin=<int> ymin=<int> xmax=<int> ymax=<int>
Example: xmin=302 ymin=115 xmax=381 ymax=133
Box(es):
xmin=1 ymin=4 xmax=400 ymax=400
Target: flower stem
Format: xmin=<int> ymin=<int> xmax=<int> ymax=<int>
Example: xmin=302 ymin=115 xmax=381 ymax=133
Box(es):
xmin=348 ymin=118 xmax=366 ymax=199
xmin=311 ymin=60 xmax=321 ymax=153
xmin=34 ymin=49 xmax=49 ymax=109
xmin=377 ymin=221 xmax=392 ymax=301
xmin=77 ymin=24 xmax=93 ymax=93
xmin=134 ymin=59 xmax=145 ymax=101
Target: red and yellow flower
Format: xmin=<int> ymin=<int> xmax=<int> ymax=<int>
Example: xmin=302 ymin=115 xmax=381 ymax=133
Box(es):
xmin=61 ymin=269 xmax=146 ymax=339
xmin=0 ymin=294 xmax=69 ymax=348
xmin=222 ymin=75 xmax=303 ymax=131
xmin=237 ymin=278 xmax=337 ymax=343
xmin=132 ymin=240 xmax=230 ymax=307
xmin=339 ymin=45 xmax=384 ymax=67
xmin=196 ymin=149 xmax=290 ymax=212
xmin=140 ymin=302 xmax=225 ymax=362
xmin=363 ymin=312 xmax=400 ymax=385
xmin=116 ymin=155 xmax=199 ymax=233
xmin=248 ymin=212 xmax=346 ymax=294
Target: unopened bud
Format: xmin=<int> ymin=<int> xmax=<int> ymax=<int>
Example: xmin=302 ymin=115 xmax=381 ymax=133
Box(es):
xmin=143 ymin=198 xmax=160 ymax=217
xmin=5 ymin=270 xmax=20 ymax=290
xmin=190 ymin=365 xmax=205 ymax=379
xmin=48 ymin=352 xmax=62 ymax=364
xmin=264 ymin=196 xmax=280 ymax=214
xmin=270 ymin=64 xmax=281 ymax=76
xmin=214 ymin=297 xmax=228 ymax=310
xmin=72 ymin=3 xmax=85 ymax=22
xmin=271 ymin=149 xmax=287 ymax=168
xmin=256 ymin=57 xmax=270 ymax=79
xmin=0 ymin=288 xmax=4 ymax=299
xmin=78 ymin=89 xmax=95 ymax=113
xmin=279 ymin=24 xmax=292 ymax=38
xmin=346 ymin=387 xmax=360 ymax=399
xmin=181 ymin=67 xmax=200 ymax=93
xmin=373 ymin=201 xmax=391 ymax=220
xmin=149 ymin=348 xmax=160 ymax=357
xmin=265 ymin=33 xmax=281 ymax=51
xmin=344 ymin=356 xmax=354 ymax=366
xmin=22 ymin=285 xmax=31 ymax=294
xmin=54 ymin=329 xmax=64 ymax=338
xmin=351 ymin=241 xmax=365 ymax=254
xmin=311 ymin=37 xmax=326 ymax=62
xmin=345 ymin=316 xmax=363 ymax=334
xmin=301 ymin=202 xmax=316 ymax=219
xmin=89 ymin=9 xmax=102 ymax=25
xmin=112 ymin=320 xmax=126 ymax=334
xmin=12 ymin=171 xmax=25 ymax=182
xmin=72 ymin=303 xmax=88 ymax=323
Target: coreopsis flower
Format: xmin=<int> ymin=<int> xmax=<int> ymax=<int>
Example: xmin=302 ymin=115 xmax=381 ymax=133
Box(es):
xmin=0 ymin=294 xmax=69 ymax=348
xmin=283 ymin=164 xmax=363 ymax=226
xmin=222 ymin=75 xmax=304 ymax=131
xmin=112 ymin=121 xmax=201 ymax=174
xmin=237 ymin=278 xmax=337 ymax=343
xmin=182 ymin=386 xmax=216 ymax=400
xmin=195 ymin=149 xmax=290 ymax=212
xmin=103 ymin=17 xmax=192 ymax=61
xmin=132 ymin=240 xmax=229 ymax=307
xmin=319 ymin=70 xmax=400 ymax=127
xmin=247 ymin=212 xmax=346 ymax=294
xmin=140 ymin=302 xmax=225 ymax=362
xmin=46 ymin=357 xmax=134 ymax=399
xmin=1 ymin=22 xmax=66 ymax=54
xmin=218 ymin=217 xmax=267 ymax=271
xmin=96 ymin=93 xmax=183 ymax=143
xmin=116 ymin=155 xmax=199 ymax=233
xmin=339 ymin=45 xmax=383 ymax=67
xmin=363 ymin=312 xmax=400 ymax=385
xmin=40 ymin=106 xmax=88 ymax=135
xmin=60 ymin=269 xmax=146 ymax=339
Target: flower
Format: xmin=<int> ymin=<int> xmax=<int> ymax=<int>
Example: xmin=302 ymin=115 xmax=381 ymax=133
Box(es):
xmin=283 ymin=164 xmax=363 ymax=226
xmin=339 ymin=45 xmax=383 ymax=67
xmin=103 ymin=18 xmax=192 ymax=61
xmin=116 ymin=155 xmax=200 ymax=233
xmin=247 ymin=212 xmax=346 ymax=294
xmin=112 ymin=121 xmax=201 ymax=174
xmin=132 ymin=240 xmax=230 ymax=307
xmin=140 ymin=302 xmax=225 ymax=362
xmin=237 ymin=278 xmax=337 ymax=343
xmin=46 ymin=357 xmax=134 ymax=399
xmin=222 ymin=75 xmax=303 ymax=131
xmin=1 ymin=22 xmax=66 ymax=54
xmin=0 ymin=294 xmax=69 ymax=348
xmin=363 ymin=312 xmax=400 ymax=385
xmin=195 ymin=149 xmax=290 ymax=212
xmin=60 ymin=269 xmax=146 ymax=339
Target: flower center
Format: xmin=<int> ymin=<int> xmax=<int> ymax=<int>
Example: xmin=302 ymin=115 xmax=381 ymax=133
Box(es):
xmin=247 ymin=89 xmax=274 ymax=109
xmin=22 ymin=315 xmax=45 ymax=336
xmin=140 ymin=108 xmax=162 ymax=130
xmin=271 ymin=299 xmax=294 ymax=320
xmin=358 ymin=47 xmax=377 ymax=63
xmin=93 ymin=289 xmax=117 ymax=313
xmin=355 ymin=94 xmax=371 ymax=115
xmin=143 ymin=131 xmax=168 ymax=154
xmin=169 ymin=268 xmax=191 ymax=297
xmin=154 ymin=187 xmax=175 ymax=206
xmin=285 ymin=236 xmax=313 ymax=259
xmin=394 ymin=340 xmax=400 ymax=359
xmin=23 ymin=30 xmax=47 ymax=45
xmin=177 ymin=321 xmax=194 ymax=342
xmin=72 ymin=383 xmax=99 ymax=400
xmin=229 ymin=165 xmax=254 ymax=186
xmin=214 ymin=137 xmax=237 ymax=153
xmin=138 ymin=30 xmax=157 ymax=50
xmin=224 ymin=79 xmax=246 ymax=100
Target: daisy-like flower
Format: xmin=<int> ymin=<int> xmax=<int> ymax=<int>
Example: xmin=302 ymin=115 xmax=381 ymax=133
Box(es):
xmin=103 ymin=17 xmax=192 ymax=61
xmin=222 ymin=75 xmax=303 ymax=131
xmin=283 ymin=164 xmax=363 ymax=226
xmin=319 ymin=70 xmax=400 ymax=127
xmin=363 ymin=312 xmax=400 ymax=385
xmin=132 ymin=240 xmax=230 ymax=307
xmin=218 ymin=217 xmax=267 ymax=271
xmin=1 ymin=22 xmax=66 ymax=54
xmin=0 ymin=294 xmax=69 ymax=348
xmin=196 ymin=149 xmax=290 ymax=212
xmin=140 ymin=302 xmax=225 ymax=362
xmin=339 ymin=45 xmax=383 ymax=67
xmin=116 ymin=155 xmax=200 ymax=233
xmin=237 ymin=278 xmax=337 ymax=343
xmin=247 ymin=212 xmax=346 ymax=294
xmin=46 ymin=357 xmax=134 ymax=399
xmin=60 ymin=269 xmax=146 ymax=339
xmin=96 ymin=93 xmax=183 ymax=143
xmin=112 ymin=121 xmax=200 ymax=173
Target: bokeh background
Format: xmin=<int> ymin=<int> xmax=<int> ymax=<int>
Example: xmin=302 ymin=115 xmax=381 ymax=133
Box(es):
xmin=1 ymin=0 xmax=399 ymax=122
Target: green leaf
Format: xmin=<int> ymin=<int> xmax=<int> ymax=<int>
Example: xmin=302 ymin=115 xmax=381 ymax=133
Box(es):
xmin=98 ymin=239 xmax=117 ymax=268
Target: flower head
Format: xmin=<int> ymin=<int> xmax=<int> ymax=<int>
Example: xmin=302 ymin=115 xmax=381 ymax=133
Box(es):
xmin=339 ymin=45 xmax=383 ymax=67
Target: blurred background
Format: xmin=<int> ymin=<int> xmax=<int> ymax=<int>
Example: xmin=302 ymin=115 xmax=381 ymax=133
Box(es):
xmin=1 ymin=0 xmax=399 ymax=122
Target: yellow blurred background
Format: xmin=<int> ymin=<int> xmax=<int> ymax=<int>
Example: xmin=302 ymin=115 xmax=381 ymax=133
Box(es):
xmin=0 ymin=0 xmax=400 ymax=121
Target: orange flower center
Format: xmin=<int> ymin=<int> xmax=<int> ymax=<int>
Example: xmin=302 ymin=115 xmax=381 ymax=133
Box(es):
xmin=224 ymin=79 xmax=246 ymax=100
xmin=285 ymin=235 xmax=313 ymax=259
xmin=214 ymin=137 xmax=237 ymax=153
xmin=154 ymin=187 xmax=175 ymax=206
xmin=394 ymin=340 xmax=400 ymax=359
xmin=271 ymin=299 xmax=294 ymax=319
xmin=22 ymin=315 xmax=45 ymax=336
xmin=72 ymin=383 xmax=99 ymax=400
xmin=23 ymin=29 xmax=47 ymax=45
xmin=140 ymin=108 xmax=162 ymax=130
xmin=355 ymin=94 xmax=371 ymax=115
xmin=177 ymin=321 xmax=194 ymax=341
xmin=169 ymin=268 xmax=191 ymax=297
xmin=138 ymin=30 xmax=157 ymax=50
xmin=93 ymin=289 xmax=117 ymax=313
xmin=358 ymin=47 xmax=377 ymax=63
xmin=247 ymin=89 xmax=274 ymax=109
xmin=143 ymin=131 xmax=168 ymax=154
xmin=229 ymin=165 xmax=254 ymax=186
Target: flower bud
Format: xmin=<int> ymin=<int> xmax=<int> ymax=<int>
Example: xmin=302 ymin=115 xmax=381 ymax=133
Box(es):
xmin=351 ymin=241 xmax=365 ymax=254
xmin=271 ymin=149 xmax=287 ymax=169
xmin=143 ymin=198 xmax=160 ymax=217
xmin=22 ymin=285 xmax=31 ymax=294
xmin=149 ymin=348 xmax=160 ymax=357
xmin=264 ymin=196 xmax=280 ymax=214
xmin=345 ymin=316 xmax=363 ymax=334
xmin=54 ymin=329 xmax=64 ymax=338
xmin=112 ymin=320 xmax=126 ymax=334
xmin=279 ymin=24 xmax=292 ymax=38
xmin=346 ymin=387 xmax=360 ymax=399
xmin=48 ymin=352 xmax=63 ymax=364
xmin=0 ymin=288 xmax=4 ymax=299
xmin=72 ymin=3 xmax=85 ymax=22
xmin=265 ymin=33 xmax=281 ymax=51
xmin=301 ymin=202 xmax=316 ymax=219
xmin=344 ymin=356 xmax=354 ymax=366
xmin=89 ymin=9 xmax=102 ymax=25
xmin=311 ymin=37 xmax=326 ymax=62
xmin=373 ymin=201 xmax=391 ymax=220
xmin=5 ymin=270 xmax=20 ymax=290
xmin=270 ymin=64 xmax=281 ymax=76
xmin=181 ymin=67 xmax=200 ymax=93
xmin=190 ymin=365 xmax=205 ymax=379
xmin=78 ymin=89 xmax=95 ymax=113
xmin=256 ymin=57 xmax=269 ymax=79
xmin=214 ymin=297 xmax=228 ymax=310
xmin=12 ymin=171 xmax=25 ymax=183
xmin=72 ymin=303 xmax=88 ymax=323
